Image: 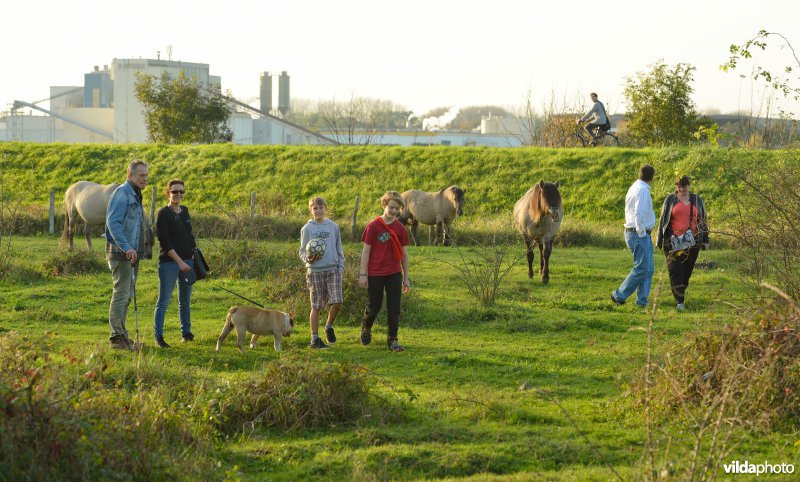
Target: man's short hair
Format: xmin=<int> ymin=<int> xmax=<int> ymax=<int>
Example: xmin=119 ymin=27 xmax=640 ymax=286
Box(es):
xmin=128 ymin=160 xmax=148 ymax=175
xmin=380 ymin=191 xmax=404 ymax=208
xmin=590 ymin=92 xmax=598 ymax=97
xmin=639 ymin=165 xmax=655 ymax=182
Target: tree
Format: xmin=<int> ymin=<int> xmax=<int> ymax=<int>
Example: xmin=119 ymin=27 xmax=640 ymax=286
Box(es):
xmin=722 ymin=30 xmax=800 ymax=102
xmin=318 ymin=94 xmax=411 ymax=144
xmin=135 ymin=71 xmax=233 ymax=144
xmin=623 ymin=60 xmax=707 ymax=145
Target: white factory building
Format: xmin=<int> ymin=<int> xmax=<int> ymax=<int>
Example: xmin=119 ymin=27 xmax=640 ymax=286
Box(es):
xmin=0 ymin=58 xmax=335 ymax=145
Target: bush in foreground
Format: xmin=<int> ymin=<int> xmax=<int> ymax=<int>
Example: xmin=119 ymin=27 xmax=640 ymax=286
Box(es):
xmin=0 ymin=332 xmax=216 ymax=481
xmin=215 ymin=353 xmax=406 ymax=435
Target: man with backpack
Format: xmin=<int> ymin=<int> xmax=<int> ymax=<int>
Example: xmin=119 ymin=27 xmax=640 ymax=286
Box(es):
xmin=578 ymin=92 xmax=610 ymax=145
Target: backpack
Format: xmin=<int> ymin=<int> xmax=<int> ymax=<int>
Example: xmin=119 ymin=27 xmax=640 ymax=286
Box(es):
xmin=599 ymin=102 xmax=611 ymax=131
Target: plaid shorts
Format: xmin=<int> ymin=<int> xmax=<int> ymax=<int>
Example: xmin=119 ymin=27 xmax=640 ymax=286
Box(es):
xmin=306 ymin=269 xmax=343 ymax=309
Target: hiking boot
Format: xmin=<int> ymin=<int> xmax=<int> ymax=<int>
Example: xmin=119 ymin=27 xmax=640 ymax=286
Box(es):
xmin=181 ymin=332 xmax=194 ymax=343
xmin=388 ymin=338 xmax=405 ymax=352
xmin=155 ymin=336 xmax=171 ymax=348
xmin=110 ymin=334 xmax=134 ymax=351
xmin=324 ymin=325 xmax=337 ymax=344
xmin=310 ymin=337 xmax=330 ymax=349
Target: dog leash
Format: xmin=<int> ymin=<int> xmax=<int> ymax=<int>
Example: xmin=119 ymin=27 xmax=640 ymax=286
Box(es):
xmin=205 ymin=281 xmax=265 ymax=308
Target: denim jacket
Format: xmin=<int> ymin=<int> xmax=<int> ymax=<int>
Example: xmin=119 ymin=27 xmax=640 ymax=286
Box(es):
xmin=656 ymin=193 xmax=709 ymax=249
xmin=105 ymin=180 xmax=147 ymax=260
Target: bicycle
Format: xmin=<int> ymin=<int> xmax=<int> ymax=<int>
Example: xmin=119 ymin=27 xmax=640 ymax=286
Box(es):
xmin=563 ymin=121 xmax=620 ymax=147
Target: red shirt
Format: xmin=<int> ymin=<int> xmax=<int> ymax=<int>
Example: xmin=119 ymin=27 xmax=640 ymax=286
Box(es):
xmin=669 ymin=200 xmax=698 ymax=237
xmin=361 ymin=218 xmax=409 ymax=276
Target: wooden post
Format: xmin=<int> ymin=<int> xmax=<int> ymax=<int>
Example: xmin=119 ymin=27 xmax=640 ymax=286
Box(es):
xmin=49 ymin=189 xmax=55 ymax=235
xmin=150 ymin=186 xmax=157 ymax=225
xmin=250 ymin=192 xmax=256 ymax=220
xmin=351 ymin=195 xmax=360 ymax=240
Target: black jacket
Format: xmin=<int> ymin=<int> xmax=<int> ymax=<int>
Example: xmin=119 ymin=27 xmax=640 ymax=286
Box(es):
xmin=656 ymin=193 xmax=709 ymax=249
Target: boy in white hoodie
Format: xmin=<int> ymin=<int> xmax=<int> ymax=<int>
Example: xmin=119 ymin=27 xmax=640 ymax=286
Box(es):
xmin=299 ymin=196 xmax=345 ymax=349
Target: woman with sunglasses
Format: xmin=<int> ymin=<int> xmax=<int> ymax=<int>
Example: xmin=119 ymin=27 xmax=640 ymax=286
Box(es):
xmin=153 ymin=179 xmax=197 ymax=347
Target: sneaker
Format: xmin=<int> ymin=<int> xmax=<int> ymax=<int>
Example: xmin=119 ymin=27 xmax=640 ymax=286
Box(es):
xmin=676 ymin=303 xmax=686 ymax=311
xmin=388 ymin=338 xmax=405 ymax=352
xmin=155 ymin=337 xmax=171 ymax=348
xmin=610 ymin=293 xmax=625 ymax=306
xmin=181 ymin=332 xmax=194 ymax=343
xmin=310 ymin=337 xmax=330 ymax=349
xmin=324 ymin=325 xmax=337 ymax=344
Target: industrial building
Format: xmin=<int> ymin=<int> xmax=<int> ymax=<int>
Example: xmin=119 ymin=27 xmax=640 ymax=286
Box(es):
xmin=0 ymin=58 xmax=335 ymax=145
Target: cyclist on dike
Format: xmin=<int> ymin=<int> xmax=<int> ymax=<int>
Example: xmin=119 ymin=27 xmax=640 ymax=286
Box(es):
xmin=578 ymin=92 xmax=609 ymax=146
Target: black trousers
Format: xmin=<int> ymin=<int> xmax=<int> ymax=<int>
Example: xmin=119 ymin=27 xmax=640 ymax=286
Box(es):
xmin=363 ymin=272 xmax=402 ymax=342
xmin=663 ymin=246 xmax=700 ymax=304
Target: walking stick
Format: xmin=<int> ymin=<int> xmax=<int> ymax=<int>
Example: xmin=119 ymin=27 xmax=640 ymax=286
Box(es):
xmin=131 ymin=267 xmax=140 ymax=353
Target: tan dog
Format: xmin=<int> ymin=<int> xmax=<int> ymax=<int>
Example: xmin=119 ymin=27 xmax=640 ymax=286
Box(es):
xmin=216 ymin=306 xmax=294 ymax=353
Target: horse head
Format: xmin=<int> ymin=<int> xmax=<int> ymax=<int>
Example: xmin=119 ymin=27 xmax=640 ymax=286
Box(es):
xmin=448 ymin=186 xmax=466 ymax=216
xmin=537 ymin=180 xmax=562 ymax=223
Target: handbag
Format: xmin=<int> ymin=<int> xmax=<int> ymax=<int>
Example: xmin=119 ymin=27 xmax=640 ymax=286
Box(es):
xmin=669 ymin=196 xmax=697 ymax=253
xmin=193 ymin=247 xmax=210 ymax=282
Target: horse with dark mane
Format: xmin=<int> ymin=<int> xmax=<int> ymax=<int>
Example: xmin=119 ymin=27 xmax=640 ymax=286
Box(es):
xmin=399 ymin=186 xmax=465 ymax=246
xmin=62 ymin=181 xmax=120 ymax=250
xmin=513 ymin=181 xmax=563 ymax=283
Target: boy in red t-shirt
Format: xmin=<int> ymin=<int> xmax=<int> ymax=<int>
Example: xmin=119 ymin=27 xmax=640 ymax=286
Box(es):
xmin=358 ymin=191 xmax=411 ymax=352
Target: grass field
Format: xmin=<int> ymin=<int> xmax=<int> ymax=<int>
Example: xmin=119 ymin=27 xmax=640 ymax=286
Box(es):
xmin=2 ymin=234 xmax=794 ymax=480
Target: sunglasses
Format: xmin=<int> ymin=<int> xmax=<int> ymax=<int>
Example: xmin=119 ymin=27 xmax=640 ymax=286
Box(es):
xmin=170 ymin=190 xmax=185 ymax=195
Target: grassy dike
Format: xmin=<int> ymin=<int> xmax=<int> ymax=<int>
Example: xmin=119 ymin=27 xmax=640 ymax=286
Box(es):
xmin=1 ymin=142 xmax=798 ymax=223
xmin=1 ymin=143 xmax=798 ymax=479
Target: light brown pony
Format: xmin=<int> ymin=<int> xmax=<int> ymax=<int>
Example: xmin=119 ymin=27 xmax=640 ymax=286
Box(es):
xmin=399 ymin=186 xmax=465 ymax=246
xmin=62 ymin=181 xmax=120 ymax=250
xmin=513 ymin=181 xmax=563 ymax=283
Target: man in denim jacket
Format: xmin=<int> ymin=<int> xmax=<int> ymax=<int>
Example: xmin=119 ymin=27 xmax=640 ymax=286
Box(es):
xmin=105 ymin=160 xmax=150 ymax=350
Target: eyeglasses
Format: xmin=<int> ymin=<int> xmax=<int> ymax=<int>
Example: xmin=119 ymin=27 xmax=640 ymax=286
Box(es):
xmin=170 ymin=190 xmax=185 ymax=195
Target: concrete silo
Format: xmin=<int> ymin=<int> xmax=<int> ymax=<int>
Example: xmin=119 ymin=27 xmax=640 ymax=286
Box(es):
xmin=278 ymin=71 xmax=290 ymax=116
xmin=260 ymin=72 xmax=272 ymax=114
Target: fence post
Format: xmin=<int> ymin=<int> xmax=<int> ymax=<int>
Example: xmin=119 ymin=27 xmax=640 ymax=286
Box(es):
xmin=150 ymin=186 xmax=156 ymax=225
xmin=351 ymin=195 xmax=360 ymax=240
xmin=250 ymin=192 xmax=256 ymax=220
xmin=49 ymin=188 xmax=55 ymax=235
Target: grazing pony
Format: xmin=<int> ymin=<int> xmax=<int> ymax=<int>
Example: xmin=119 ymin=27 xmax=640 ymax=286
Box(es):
xmin=513 ymin=181 xmax=563 ymax=283
xmin=62 ymin=181 xmax=120 ymax=250
xmin=399 ymin=186 xmax=465 ymax=246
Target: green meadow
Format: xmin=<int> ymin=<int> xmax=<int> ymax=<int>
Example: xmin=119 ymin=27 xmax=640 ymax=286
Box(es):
xmin=1 ymin=144 xmax=798 ymax=480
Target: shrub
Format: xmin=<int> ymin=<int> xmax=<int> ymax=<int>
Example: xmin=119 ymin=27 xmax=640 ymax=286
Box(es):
xmin=439 ymin=231 xmax=523 ymax=306
xmin=0 ymin=332 xmax=216 ymax=480
xmin=215 ymin=353 xmax=404 ymax=434
xmin=42 ymin=248 xmax=106 ymax=276
xmin=729 ymin=162 xmax=800 ymax=299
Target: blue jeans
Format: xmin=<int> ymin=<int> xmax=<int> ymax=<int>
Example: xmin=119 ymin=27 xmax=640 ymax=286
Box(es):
xmin=614 ymin=231 xmax=654 ymax=307
xmin=153 ymin=259 xmax=193 ymax=339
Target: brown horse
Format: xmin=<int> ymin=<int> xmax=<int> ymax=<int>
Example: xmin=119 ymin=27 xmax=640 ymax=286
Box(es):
xmin=399 ymin=186 xmax=465 ymax=246
xmin=62 ymin=181 xmax=120 ymax=250
xmin=513 ymin=181 xmax=563 ymax=283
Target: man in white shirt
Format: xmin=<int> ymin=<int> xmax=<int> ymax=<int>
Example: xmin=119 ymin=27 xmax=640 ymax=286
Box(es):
xmin=578 ymin=93 xmax=608 ymax=145
xmin=612 ymin=165 xmax=656 ymax=308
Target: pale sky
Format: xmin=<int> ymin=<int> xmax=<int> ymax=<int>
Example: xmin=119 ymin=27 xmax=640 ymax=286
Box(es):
xmin=2 ymin=0 xmax=799 ymax=118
